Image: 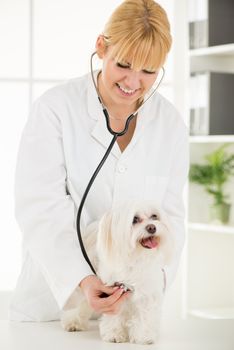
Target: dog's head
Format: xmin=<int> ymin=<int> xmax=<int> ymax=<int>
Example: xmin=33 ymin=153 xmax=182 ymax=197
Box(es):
xmin=96 ymin=200 xmax=174 ymax=267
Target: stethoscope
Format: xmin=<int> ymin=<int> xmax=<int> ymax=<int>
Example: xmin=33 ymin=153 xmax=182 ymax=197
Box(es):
xmin=76 ymin=52 xmax=165 ymax=276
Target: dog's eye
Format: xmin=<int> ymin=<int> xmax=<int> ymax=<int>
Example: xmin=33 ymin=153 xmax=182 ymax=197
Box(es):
xmin=133 ymin=216 xmax=140 ymax=224
xmin=151 ymin=214 xmax=158 ymax=220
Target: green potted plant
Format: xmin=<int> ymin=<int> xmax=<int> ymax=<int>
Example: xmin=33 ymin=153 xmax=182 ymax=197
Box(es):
xmin=189 ymin=144 xmax=234 ymax=224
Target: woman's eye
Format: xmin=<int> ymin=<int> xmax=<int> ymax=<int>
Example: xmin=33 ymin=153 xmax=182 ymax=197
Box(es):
xmin=116 ymin=62 xmax=130 ymax=69
xmin=142 ymin=69 xmax=157 ymax=75
xmin=116 ymin=62 xmax=156 ymax=74
xmin=151 ymin=214 xmax=158 ymax=220
xmin=133 ymin=216 xmax=140 ymax=224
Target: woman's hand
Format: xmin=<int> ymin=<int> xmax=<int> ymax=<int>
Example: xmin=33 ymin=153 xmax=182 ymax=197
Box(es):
xmin=79 ymin=275 xmax=131 ymax=315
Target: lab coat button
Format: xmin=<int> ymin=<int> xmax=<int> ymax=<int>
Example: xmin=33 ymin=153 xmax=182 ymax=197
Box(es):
xmin=118 ymin=164 xmax=126 ymax=173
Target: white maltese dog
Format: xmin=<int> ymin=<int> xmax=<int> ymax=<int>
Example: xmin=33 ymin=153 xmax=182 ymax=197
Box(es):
xmin=61 ymin=200 xmax=174 ymax=344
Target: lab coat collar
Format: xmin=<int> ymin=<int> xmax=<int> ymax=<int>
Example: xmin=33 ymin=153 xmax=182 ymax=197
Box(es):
xmin=87 ymin=70 xmax=121 ymax=158
xmin=87 ymin=69 xmax=102 ymax=121
xmin=122 ymin=93 xmax=157 ymax=157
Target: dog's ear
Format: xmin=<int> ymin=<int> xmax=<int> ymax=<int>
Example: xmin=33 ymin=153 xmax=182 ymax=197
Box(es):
xmin=97 ymin=212 xmax=113 ymax=260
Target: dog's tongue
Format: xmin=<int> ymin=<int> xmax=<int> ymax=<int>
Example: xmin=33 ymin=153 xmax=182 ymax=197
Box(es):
xmin=141 ymin=237 xmax=158 ymax=249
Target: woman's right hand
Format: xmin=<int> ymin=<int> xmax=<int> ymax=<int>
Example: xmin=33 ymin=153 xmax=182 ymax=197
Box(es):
xmin=79 ymin=275 xmax=131 ymax=315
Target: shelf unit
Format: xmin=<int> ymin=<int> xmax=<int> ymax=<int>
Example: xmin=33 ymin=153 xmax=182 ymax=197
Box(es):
xmin=190 ymin=135 xmax=234 ymax=144
xmin=190 ymin=43 xmax=234 ymax=73
xmin=188 ymin=222 xmax=234 ymax=235
xmin=189 ymin=43 xmax=234 ymax=57
xmin=184 ymin=2 xmax=234 ymax=321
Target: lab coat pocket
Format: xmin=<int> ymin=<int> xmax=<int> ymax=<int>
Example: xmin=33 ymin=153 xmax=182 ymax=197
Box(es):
xmin=144 ymin=175 xmax=169 ymax=204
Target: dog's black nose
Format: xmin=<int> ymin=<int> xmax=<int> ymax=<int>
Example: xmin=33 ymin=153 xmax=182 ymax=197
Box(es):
xmin=146 ymin=224 xmax=156 ymax=234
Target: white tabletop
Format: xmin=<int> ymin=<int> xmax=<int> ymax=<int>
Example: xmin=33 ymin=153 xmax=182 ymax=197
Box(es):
xmin=1 ymin=292 xmax=234 ymax=350
xmin=1 ymin=317 xmax=234 ymax=350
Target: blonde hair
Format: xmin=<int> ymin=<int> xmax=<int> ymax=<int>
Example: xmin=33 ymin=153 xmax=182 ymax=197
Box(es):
xmin=103 ymin=0 xmax=172 ymax=71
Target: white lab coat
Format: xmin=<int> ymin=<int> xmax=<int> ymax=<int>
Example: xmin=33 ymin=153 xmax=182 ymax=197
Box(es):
xmin=9 ymin=71 xmax=189 ymax=322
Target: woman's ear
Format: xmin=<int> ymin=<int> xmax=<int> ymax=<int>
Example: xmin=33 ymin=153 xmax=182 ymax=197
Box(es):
xmin=95 ymin=35 xmax=107 ymax=59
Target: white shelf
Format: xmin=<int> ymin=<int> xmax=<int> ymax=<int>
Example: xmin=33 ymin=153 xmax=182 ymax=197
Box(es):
xmin=189 ymin=308 xmax=234 ymax=320
xmin=189 ymin=135 xmax=234 ymax=143
xmin=189 ymin=43 xmax=234 ymax=58
xmin=188 ymin=222 xmax=234 ymax=235
xmin=189 ymin=43 xmax=234 ymax=73
xmin=185 ymin=2 xmax=234 ymax=325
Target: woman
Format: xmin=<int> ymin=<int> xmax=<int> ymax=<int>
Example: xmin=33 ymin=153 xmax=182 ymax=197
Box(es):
xmin=10 ymin=0 xmax=189 ymax=322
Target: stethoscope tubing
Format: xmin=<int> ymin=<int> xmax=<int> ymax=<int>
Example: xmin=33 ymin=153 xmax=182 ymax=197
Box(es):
xmin=76 ymin=53 xmax=165 ymax=276
xmin=102 ymin=107 xmax=136 ymax=136
xmin=76 ymin=134 xmax=118 ymax=274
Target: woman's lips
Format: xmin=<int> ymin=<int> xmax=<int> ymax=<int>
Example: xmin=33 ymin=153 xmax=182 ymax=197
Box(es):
xmin=116 ymin=83 xmax=139 ymax=97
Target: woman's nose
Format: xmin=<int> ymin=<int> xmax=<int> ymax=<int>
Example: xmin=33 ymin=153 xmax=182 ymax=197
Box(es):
xmin=124 ymin=71 xmax=141 ymax=90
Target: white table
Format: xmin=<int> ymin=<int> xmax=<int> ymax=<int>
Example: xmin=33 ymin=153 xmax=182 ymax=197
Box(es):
xmin=1 ymin=292 xmax=234 ymax=350
xmin=2 ymin=316 xmax=234 ymax=350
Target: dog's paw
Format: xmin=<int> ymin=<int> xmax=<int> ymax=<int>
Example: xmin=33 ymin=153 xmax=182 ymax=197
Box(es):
xmin=61 ymin=305 xmax=91 ymax=332
xmin=129 ymin=334 xmax=159 ymax=345
xmin=62 ymin=320 xmax=88 ymax=332
xmin=129 ymin=337 xmax=155 ymax=345
xmin=101 ymin=332 xmax=128 ymax=343
xmin=102 ymin=335 xmax=128 ymax=343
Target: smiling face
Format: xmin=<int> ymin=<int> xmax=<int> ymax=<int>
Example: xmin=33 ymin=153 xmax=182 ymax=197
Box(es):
xmin=95 ymin=0 xmax=172 ymax=114
xmin=132 ymin=212 xmax=162 ymax=250
xmin=129 ymin=208 xmax=172 ymax=254
xmin=97 ymin=201 xmax=174 ymax=267
xmin=96 ymin=37 xmax=159 ymax=113
xmin=126 ymin=205 xmax=174 ymax=266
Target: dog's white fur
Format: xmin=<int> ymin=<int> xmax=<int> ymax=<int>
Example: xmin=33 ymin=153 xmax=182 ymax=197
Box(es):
xmin=61 ymin=200 xmax=174 ymax=344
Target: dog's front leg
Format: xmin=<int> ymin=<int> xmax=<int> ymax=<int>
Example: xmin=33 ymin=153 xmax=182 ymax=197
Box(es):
xmin=99 ymin=313 xmax=129 ymax=343
xmin=61 ymin=288 xmax=93 ymax=332
xmin=128 ymin=295 xmax=163 ymax=344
